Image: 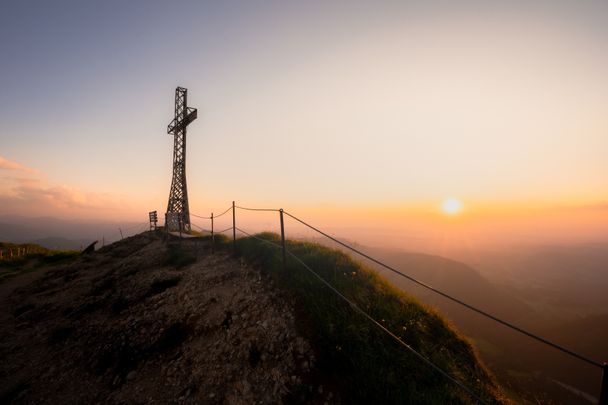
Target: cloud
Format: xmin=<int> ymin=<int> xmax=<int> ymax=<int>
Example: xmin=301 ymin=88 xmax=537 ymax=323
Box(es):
xmin=0 ymin=155 xmax=153 ymax=222
xmin=0 ymin=155 xmax=142 ymax=220
xmin=0 ymin=175 xmax=142 ymax=221
xmin=0 ymin=156 xmax=39 ymax=174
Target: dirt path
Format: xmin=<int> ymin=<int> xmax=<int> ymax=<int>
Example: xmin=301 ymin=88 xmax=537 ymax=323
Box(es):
xmin=0 ymin=234 xmax=319 ymax=404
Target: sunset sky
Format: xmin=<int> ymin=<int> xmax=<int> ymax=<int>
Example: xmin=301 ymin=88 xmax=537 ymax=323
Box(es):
xmin=1 ymin=1 xmax=607 ymax=246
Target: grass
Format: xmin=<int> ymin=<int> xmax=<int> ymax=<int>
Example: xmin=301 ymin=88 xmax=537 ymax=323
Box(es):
xmin=0 ymin=242 xmax=79 ymax=283
xmin=233 ymin=232 xmax=507 ymax=404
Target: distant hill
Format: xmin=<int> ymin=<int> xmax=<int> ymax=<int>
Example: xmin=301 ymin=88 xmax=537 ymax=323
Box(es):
xmin=359 ymin=247 xmax=534 ymax=324
xmin=0 ymin=215 xmax=144 ymax=249
xmin=542 ymin=313 xmax=608 ymax=361
xmin=308 ymin=240 xmax=603 ymax=404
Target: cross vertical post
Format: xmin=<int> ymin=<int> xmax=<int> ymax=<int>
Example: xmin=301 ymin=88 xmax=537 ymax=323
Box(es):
xmin=165 ymin=87 xmax=197 ymax=232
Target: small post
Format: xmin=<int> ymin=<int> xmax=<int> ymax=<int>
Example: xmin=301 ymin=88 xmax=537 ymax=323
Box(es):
xmin=600 ymin=363 xmax=608 ymax=405
xmin=165 ymin=213 xmax=169 ymax=241
xmin=179 ymin=218 xmax=183 ymax=247
xmin=279 ymin=209 xmax=286 ymax=270
xmin=211 ymin=212 xmax=215 ymax=254
xmin=119 ymin=228 xmax=124 ymax=240
xmin=149 ymin=210 xmax=158 ymax=231
xmin=232 ymin=201 xmax=236 ymax=253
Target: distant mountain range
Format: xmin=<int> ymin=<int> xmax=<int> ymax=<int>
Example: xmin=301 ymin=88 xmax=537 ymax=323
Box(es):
xmin=0 ymin=215 xmax=145 ymax=249
xmin=310 ymin=237 xmax=606 ymax=404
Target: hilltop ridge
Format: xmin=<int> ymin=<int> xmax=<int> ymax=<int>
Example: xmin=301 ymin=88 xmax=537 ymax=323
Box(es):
xmin=0 ymin=233 xmax=316 ymax=404
xmin=0 ymin=231 xmax=507 ymax=404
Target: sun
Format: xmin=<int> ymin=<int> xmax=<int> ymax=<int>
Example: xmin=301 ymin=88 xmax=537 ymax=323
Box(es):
xmin=441 ymin=198 xmax=463 ymax=215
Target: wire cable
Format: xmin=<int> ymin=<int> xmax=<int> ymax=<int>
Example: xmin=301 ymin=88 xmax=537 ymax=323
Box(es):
xmin=234 ymin=226 xmax=488 ymax=404
xmin=191 ymin=222 xmax=212 ymax=233
xmin=216 ymin=226 xmax=234 ymax=234
xmin=213 ymin=205 xmax=234 ymax=219
xmin=235 ymin=227 xmax=283 ymax=248
xmin=235 ymin=205 xmax=279 ymax=212
xmin=191 ymin=213 xmax=212 ymax=220
xmin=283 ymin=211 xmax=604 ymax=369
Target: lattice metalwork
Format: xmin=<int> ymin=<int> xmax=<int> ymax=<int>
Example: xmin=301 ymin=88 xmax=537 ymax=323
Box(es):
xmin=165 ymin=87 xmax=197 ymax=232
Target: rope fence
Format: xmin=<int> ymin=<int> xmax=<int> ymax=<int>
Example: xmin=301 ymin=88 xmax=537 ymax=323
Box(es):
xmin=234 ymin=225 xmax=490 ymax=404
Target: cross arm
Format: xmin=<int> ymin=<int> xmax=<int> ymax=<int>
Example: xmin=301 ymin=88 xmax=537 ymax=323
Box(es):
xmin=167 ymin=107 xmax=198 ymax=135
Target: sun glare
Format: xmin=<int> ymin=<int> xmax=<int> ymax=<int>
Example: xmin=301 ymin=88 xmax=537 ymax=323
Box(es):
xmin=442 ymin=198 xmax=463 ymax=215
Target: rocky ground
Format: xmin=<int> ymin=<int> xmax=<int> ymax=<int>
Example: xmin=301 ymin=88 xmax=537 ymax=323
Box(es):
xmin=0 ymin=233 xmax=330 ymax=404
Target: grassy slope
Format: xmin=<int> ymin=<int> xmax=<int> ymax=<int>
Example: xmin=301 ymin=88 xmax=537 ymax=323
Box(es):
xmin=232 ymin=233 xmax=507 ymax=404
xmin=0 ymin=242 xmax=79 ymax=282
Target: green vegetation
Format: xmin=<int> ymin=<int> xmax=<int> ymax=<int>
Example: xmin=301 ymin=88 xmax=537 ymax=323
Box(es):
xmin=0 ymin=242 xmax=79 ymax=283
xmin=234 ymin=233 xmax=506 ymax=404
xmin=164 ymin=244 xmax=197 ymax=268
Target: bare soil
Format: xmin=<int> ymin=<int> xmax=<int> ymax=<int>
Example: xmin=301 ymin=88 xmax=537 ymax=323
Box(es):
xmin=0 ymin=234 xmax=324 ymax=404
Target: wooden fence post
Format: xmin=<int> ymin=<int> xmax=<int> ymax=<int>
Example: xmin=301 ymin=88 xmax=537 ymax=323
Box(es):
xmin=211 ymin=212 xmax=215 ymax=254
xmin=232 ymin=201 xmax=236 ymax=253
xmin=179 ymin=218 xmax=183 ymax=247
xmin=279 ymin=209 xmax=286 ymax=270
xmin=600 ymin=363 xmax=608 ymax=405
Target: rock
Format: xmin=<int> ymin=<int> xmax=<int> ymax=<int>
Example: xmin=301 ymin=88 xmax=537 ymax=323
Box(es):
xmin=126 ymin=371 xmax=137 ymax=381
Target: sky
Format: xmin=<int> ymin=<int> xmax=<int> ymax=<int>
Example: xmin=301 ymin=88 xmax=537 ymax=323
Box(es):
xmin=1 ymin=0 xmax=607 ymax=247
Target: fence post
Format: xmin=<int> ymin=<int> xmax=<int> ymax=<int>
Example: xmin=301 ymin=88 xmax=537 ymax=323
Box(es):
xmin=211 ymin=212 xmax=215 ymax=254
xmin=179 ymin=218 xmax=183 ymax=247
xmin=165 ymin=213 xmax=168 ymax=241
xmin=119 ymin=228 xmax=124 ymax=240
xmin=232 ymin=201 xmax=236 ymax=253
xmin=279 ymin=209 xmax=286 ymax=270
xmin=600 ymin=363 xmax=608 ymax=405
